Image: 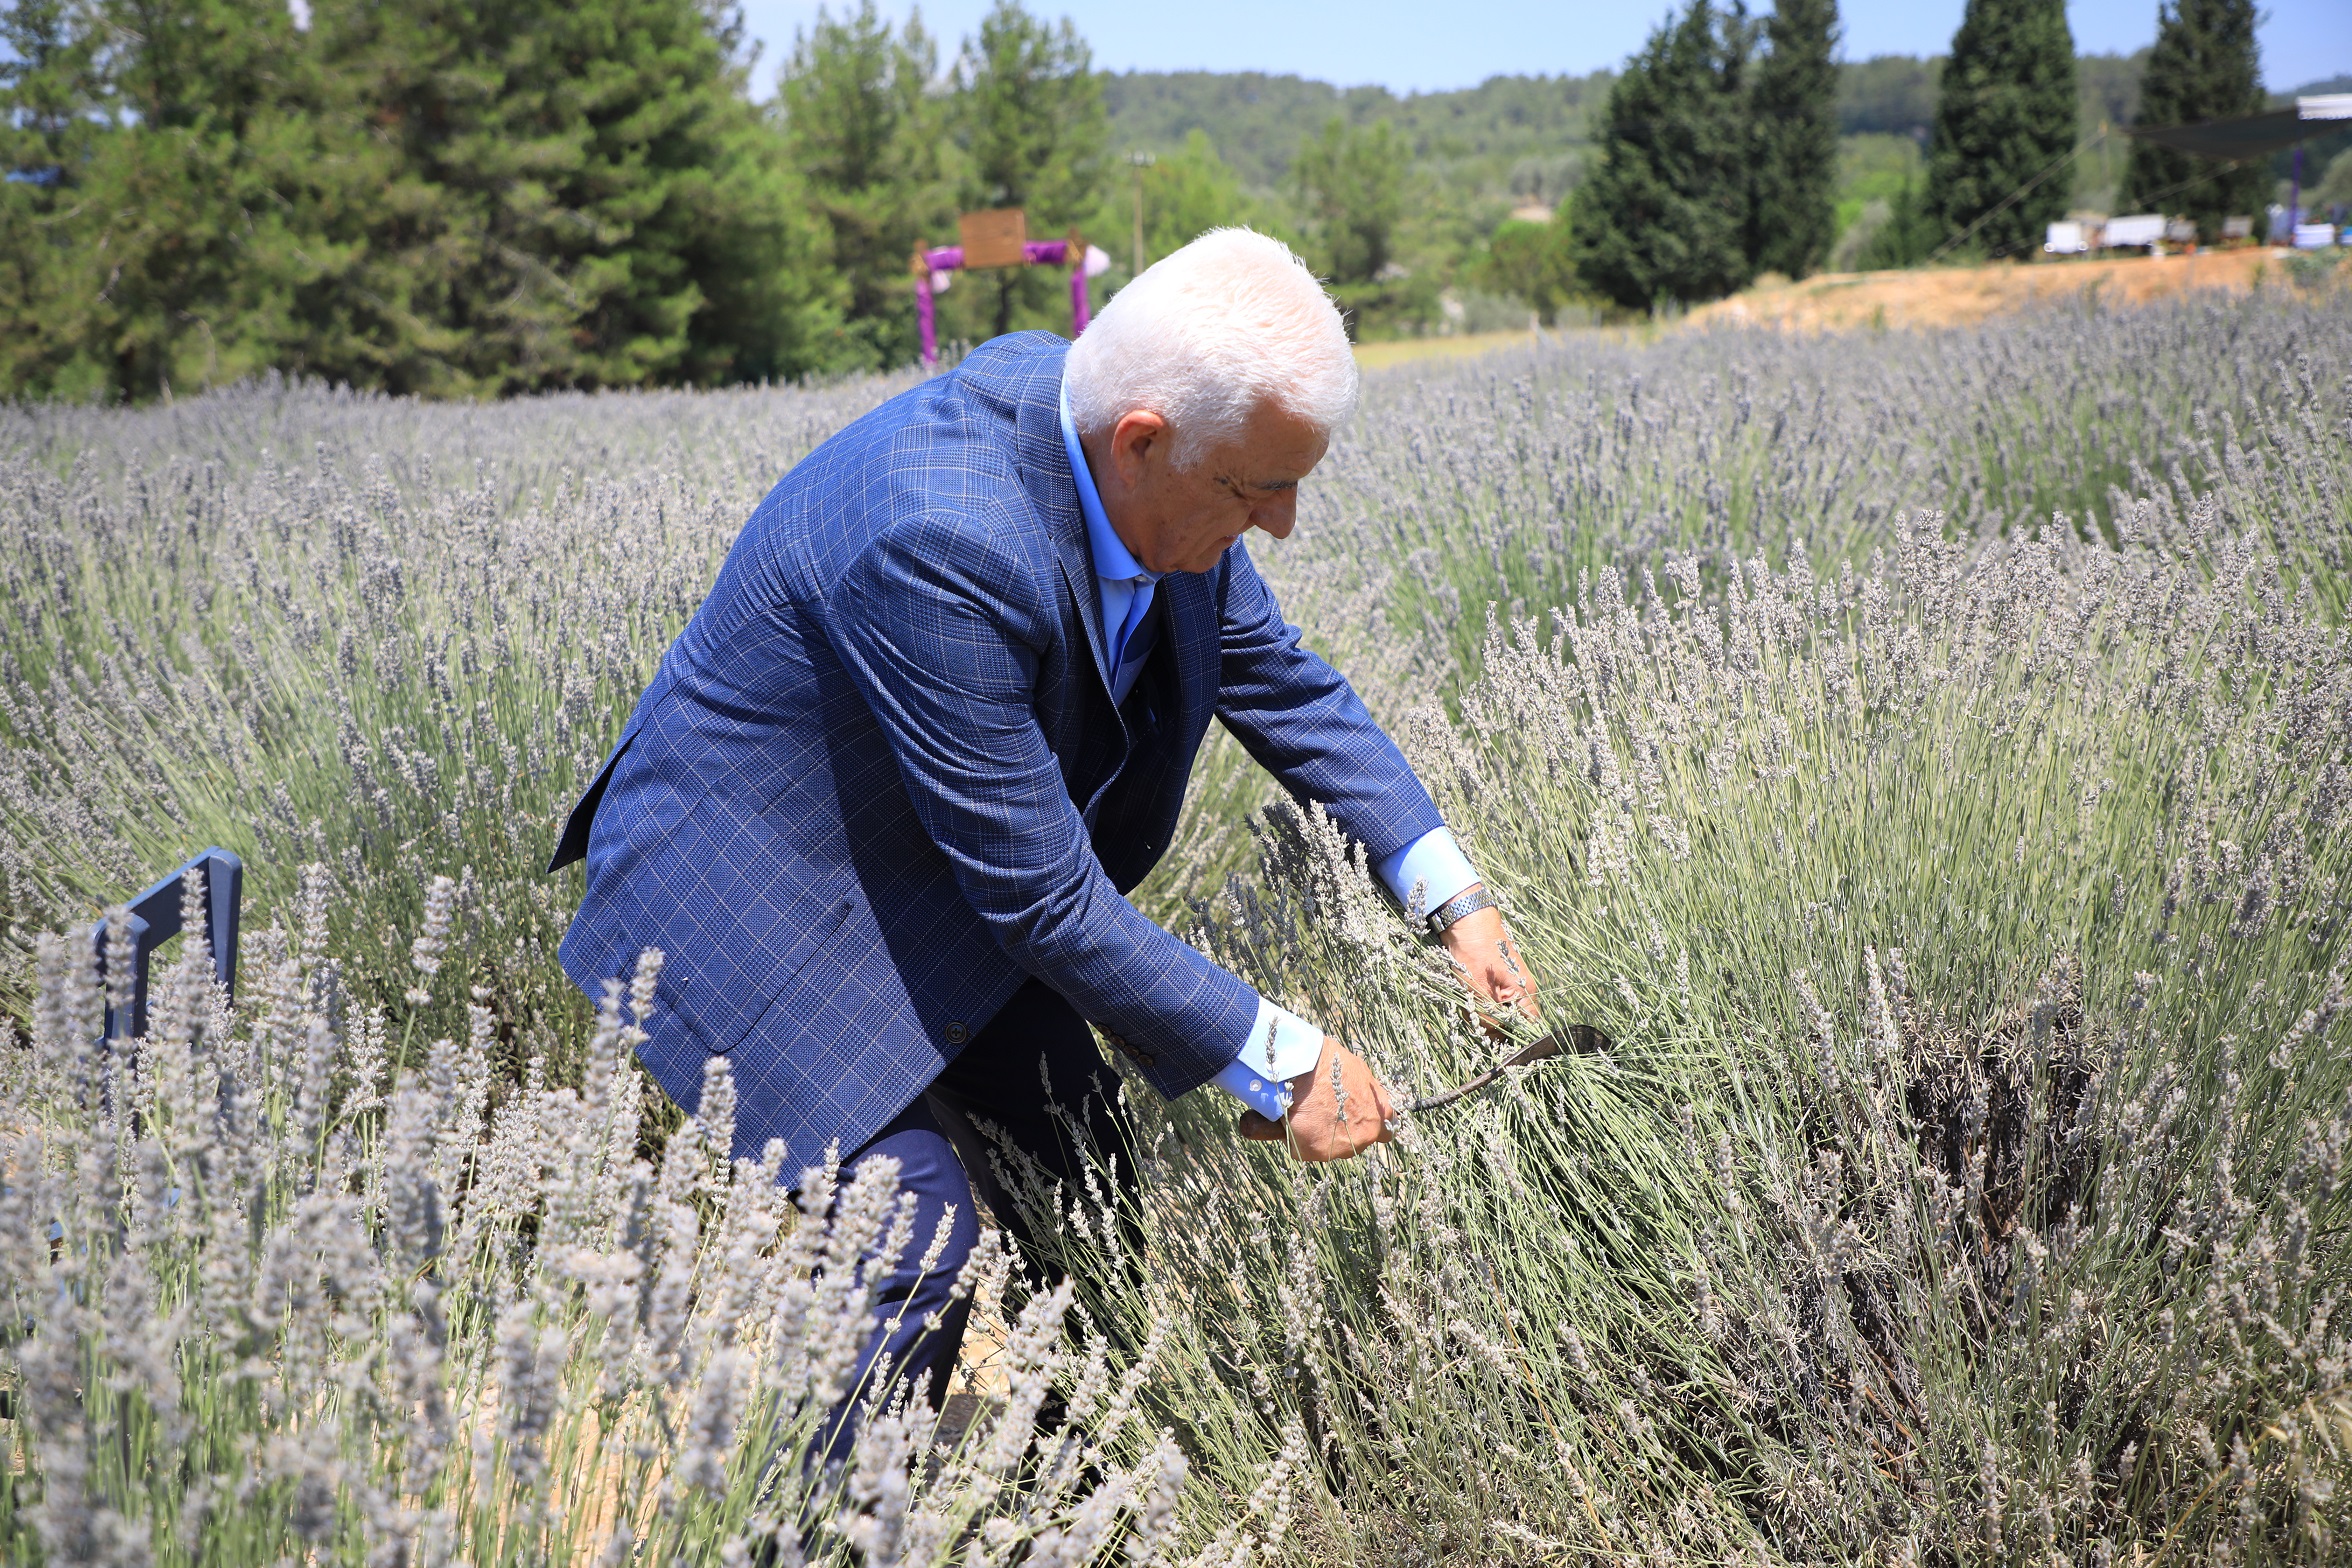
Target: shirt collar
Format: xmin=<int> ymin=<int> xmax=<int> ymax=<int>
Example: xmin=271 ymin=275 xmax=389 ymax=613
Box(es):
xmin=1059 ymin=376 xmax=1161 ymax=586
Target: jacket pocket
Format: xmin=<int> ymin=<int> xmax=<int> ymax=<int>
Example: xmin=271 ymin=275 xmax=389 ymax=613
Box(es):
xmin=666 ymin=890 xmax=859 ymax=1057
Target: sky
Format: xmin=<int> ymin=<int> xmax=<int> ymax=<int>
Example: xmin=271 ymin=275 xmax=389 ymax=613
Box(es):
xmin=736 ymin=0 xmax=2352 ymax=100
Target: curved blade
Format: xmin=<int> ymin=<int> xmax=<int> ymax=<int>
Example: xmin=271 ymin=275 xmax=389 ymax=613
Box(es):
xmin=1402 ymin=1023 xmax=1613 ymax=1115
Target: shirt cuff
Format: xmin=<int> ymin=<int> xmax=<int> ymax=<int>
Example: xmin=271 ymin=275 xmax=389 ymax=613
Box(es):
xmin=1211 ymin=995 xmax=1325 ymax=1120
xmin=1373 ymin=826 xmax=1482 ymax=918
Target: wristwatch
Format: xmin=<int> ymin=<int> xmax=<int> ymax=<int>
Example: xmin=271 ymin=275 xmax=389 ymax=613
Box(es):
xmin=1424 ymin=885 xmax=1499 ymax=936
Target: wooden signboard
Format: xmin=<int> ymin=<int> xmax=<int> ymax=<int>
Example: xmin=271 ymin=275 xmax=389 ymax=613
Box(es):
xmin=959 ymin=208 xmax=1028 ymax=269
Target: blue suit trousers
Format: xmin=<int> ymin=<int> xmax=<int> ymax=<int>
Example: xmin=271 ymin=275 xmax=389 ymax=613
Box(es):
xmin=817 ymin=981 xmax=1138 ymax=1458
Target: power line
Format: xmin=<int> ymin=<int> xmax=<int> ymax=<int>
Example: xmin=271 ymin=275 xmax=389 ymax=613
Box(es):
xmin=1927 ymin=126 xmax=2108 ymax=265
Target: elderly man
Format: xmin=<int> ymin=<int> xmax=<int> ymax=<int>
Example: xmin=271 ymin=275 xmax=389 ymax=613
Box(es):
xmin=550 ymin=228 xmax=1538 ymax=1426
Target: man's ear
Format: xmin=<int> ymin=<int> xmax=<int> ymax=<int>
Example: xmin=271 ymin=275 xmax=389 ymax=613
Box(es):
xmin=1109 ymin=409 xmax=1170 ymax=488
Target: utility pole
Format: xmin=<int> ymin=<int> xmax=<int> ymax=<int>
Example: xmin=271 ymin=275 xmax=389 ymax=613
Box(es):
xmin=1127 ymin=151 xmax=1155 ymax=277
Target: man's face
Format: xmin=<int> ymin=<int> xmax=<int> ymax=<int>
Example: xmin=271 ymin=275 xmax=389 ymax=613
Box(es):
xmin=1085 ymin=402 xmax=1330 ymax=576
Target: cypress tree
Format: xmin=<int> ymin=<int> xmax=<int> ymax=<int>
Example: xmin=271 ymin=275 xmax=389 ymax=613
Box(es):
xmin=2119 ymin=0 xmax=2266 ymax=235
xmin=1748 ymin=0 xmax=1840 ymax=279
xmin=1570 ymin=0 xmax=1754 ymax=312
xmin=1925 ymin=0 xmax=2078 ymax=259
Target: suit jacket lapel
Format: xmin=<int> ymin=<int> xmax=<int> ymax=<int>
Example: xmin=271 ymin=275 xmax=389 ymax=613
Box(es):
xmin=1009 ymin=358 xmax=1123 ymax=704
xmin=1160 ymin=570 xmax=1218 ymax=747
xmin=1055 ymin=550 xmax=1119 ymax=704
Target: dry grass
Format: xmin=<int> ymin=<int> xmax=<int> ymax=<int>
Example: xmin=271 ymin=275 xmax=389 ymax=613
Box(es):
xmin=1692 ymin=246 xmax=2308 ymax=332
xmin=1350 ymin=250 xmax=2315 ymax=376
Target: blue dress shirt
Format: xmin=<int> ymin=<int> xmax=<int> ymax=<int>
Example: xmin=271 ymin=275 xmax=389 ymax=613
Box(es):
xmin=1057 ymin=380 xmax=1482 ymax=1119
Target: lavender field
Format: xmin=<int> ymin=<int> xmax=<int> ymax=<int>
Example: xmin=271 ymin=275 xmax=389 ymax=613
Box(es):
xmin=3 ymin=289 xmax=2350 ymax=1565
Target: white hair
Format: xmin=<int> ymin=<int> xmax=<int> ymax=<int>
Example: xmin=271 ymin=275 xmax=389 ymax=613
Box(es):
xmin=1064 ymin=228 xmax=1358 ymax=467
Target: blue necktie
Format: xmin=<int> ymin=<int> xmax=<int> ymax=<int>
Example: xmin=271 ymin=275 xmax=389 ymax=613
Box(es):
xmin=1110 ymin=579 xmax=1153 ymax=677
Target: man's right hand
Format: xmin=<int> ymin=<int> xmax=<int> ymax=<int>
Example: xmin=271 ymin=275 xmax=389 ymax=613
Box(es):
xmin=1237 ymin=1035 xmax=1396 ymax=1161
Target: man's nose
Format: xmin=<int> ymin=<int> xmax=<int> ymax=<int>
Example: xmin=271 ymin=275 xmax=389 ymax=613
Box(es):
xmin=1249 ymin=493 xmax=1297 ymax=540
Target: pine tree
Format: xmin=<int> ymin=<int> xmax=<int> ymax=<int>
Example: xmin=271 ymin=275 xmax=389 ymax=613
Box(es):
xmin=780 ymin=2 xmax=955 ymax=369
xmin=0 ymin=0 xmax=109 ymax=395
xmin=313 ymin=0 xmax=842 ymax=394
xmin=1292 ymin=116 xmax=1425 ymax=335
xmin=1570 ymin=0 xmax=1755 ymax=312
xmin=1925 ymin=0 xmax=2078 ymax=259
xmin=1748 ymin=0 xmax=1840 ymax=279
xmin=952 ymin=0 xmax=1106 ymax=341
xmin=2119 ymin=0 xmax=2265 ymax=236
xmin=1131 ymin=130 xmax=1276 ymax=262
xmin=1293 ymin=118 xmax=1407 ymax=288
xmin=0 ymin=0 xmax=844 ymax=399
xmin=0 ymin=0 xmax=101 ymax=183
xmin=30 ymin=0 xmax=380 ymax=401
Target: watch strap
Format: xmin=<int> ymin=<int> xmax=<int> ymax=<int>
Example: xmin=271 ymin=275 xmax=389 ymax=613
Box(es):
xmin=1425 ymin=885 xmax=1499 ymax=935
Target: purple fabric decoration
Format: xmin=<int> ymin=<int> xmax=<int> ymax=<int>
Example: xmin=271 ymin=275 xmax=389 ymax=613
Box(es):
xmin=917 ymin=241 xmax=1088 ymax=367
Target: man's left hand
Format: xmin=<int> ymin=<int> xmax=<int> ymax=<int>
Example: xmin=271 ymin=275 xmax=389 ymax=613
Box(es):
xmin=1438 ymin=890 xmax=1542 ymax=1034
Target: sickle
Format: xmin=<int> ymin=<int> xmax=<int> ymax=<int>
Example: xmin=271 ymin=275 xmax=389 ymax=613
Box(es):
xmin=1402 ymin=1023 xmax=1614 ymax=1115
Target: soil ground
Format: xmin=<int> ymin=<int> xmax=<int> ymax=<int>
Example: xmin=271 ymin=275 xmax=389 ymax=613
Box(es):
xmin=1689 ymin=247 xmax=2311 ymax=333
xmin=1352 ymin=249 xmax=2346 ymax=372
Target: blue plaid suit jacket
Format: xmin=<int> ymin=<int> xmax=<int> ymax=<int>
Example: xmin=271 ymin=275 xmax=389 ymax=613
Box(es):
xmin=551 ymin=332 xmax=1444 ymax=1168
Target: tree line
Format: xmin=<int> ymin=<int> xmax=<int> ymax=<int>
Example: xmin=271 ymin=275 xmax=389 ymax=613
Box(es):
xmin=0 ymin=0 xmax=1115 ymax=400
xmin=1567 ymin=0 xmax=2269 ymax=310
xmin=0 ymin=0 xmax=2295 ymax=400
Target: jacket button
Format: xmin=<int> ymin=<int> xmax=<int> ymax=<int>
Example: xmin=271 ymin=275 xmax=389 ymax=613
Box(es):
xmin=944 ymin=1022 xmax=969 ymax=1046
xmin=1098 ymin=1027 xmax=1152 ymax=1066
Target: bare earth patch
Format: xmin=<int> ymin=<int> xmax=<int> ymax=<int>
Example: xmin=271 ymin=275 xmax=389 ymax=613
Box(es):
xmin=1354 ymin=250 xmax=2323 ymax=376
xmin=1690 ymin=246 xmax=2302 ymax=332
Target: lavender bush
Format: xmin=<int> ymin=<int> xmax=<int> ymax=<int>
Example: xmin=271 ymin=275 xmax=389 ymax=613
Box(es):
xmin=1127 ymin=510 xmax=2351 ymax=1560
xmin=0 ymin=887 xmax=1243 ymax=1565
xmin=3 ymin=288 xmax=2349 ymax=1562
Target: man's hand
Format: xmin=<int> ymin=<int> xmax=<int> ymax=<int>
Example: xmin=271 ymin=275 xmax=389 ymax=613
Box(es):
xmin=1237 ymin=1036 xmax=1395 ymax=1161
xmin=1439 ymin=891 xmax=1542 ymax=1036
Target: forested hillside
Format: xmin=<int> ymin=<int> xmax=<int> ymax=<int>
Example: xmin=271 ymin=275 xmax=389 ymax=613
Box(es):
xmin=1102 ymin=53 xmax=2156 ymax=207
xmin=1095 ymin=45 xmax=2341 ymax=299
xmin=1103 ymin=70 xmax=1610 ymax=202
